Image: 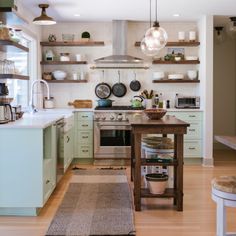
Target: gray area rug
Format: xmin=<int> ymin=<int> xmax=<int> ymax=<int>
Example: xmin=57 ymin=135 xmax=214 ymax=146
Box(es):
xmin=46 ymin=170 xmax=135 ymax=236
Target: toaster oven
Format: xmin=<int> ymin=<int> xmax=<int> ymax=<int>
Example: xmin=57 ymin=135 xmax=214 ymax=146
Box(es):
xmin=175 ymin=96 xmax=200 ymax=109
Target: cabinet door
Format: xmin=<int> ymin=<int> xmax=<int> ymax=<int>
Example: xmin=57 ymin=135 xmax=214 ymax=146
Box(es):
xmin=43 ymin=124 xmax=57 ymax=203
xmin=64 ymin=128 xmax=74 ymax=171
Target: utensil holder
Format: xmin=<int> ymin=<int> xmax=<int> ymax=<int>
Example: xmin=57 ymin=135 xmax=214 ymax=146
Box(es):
xmin=145 ymin=99 xmax=153 ymax=109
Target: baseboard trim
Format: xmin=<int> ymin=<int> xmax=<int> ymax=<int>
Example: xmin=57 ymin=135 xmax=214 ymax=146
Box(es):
xmin=0 ymin=207 xmax=40 ymax=216
xmin=202 ymin=158 xmax=214 ymax=167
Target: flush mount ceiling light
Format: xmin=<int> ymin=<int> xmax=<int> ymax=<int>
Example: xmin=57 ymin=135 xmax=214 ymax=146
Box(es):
xmin=33 ymin=4 xmax=56 ymax=25
xmin=214 ymin=26 xmax=225 ymax=44
xmin=141 ymin=0 xmax=168 ymax=56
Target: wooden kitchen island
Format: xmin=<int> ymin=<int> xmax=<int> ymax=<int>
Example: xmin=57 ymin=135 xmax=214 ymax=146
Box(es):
xmin=130 ymin=114 xmax=190 ymax=211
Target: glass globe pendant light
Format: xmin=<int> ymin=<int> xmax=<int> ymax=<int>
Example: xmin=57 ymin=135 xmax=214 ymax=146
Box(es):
xmin=141 ymin=0 xmax=168 ymax=56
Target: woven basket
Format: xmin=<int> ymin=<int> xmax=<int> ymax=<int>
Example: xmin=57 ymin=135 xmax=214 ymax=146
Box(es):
xmin=144 ymin=108 xmax=167 ymax=120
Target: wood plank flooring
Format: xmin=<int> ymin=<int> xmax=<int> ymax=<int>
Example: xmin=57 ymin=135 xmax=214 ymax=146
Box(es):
xmin=0 ymin=150 xmax=236 ymax=236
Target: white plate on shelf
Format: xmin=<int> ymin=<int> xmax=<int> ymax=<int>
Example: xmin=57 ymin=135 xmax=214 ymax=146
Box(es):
xmin=168 ymin=74 xmax=184 ymax=80
xmin=185 ymin=56 xmax=198 ymax=60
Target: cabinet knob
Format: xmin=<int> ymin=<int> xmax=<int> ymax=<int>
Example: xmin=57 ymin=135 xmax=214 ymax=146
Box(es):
xmin=66 ymin=136 xmax=70 ymax=143
xmin=188 ymin=147 xmax=196 ymax=150
xmin=82 ymin=136 xmax=88 ymax=138
xmin=189 ymin=129 xmax=195 ymax=132
xmin=46 ymin=180 xmax=50 ymax=184
xmin=82 ymin=125 xmax=88 ymax=127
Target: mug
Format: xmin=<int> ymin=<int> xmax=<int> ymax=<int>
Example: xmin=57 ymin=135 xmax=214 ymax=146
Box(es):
xmin=76 ymin=54 xmax=82 ymax=61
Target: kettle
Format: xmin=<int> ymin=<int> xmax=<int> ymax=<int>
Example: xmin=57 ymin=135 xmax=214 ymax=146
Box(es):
xmin=0 ymin=104 xmax=13 ymax=123
xmin=130 ymin=95 xmax=143 ymax=108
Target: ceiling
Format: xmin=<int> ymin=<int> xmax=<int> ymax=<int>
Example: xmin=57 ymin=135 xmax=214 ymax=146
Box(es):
xmin=20 ymin=0 xmax=236 ymax=22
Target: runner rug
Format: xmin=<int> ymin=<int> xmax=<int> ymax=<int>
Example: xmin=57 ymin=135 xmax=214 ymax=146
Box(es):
xmin=45 ymin=169 xmax=135 ymax=236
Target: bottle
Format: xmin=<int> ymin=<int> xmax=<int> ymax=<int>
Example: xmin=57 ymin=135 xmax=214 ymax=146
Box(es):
xmin=154 ymin=94 xmax=159 ymax=106
xmin=158 ymin=93 xmax=163 ymax=108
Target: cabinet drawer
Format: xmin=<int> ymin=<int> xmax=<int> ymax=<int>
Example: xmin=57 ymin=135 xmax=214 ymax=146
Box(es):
xmin=77 ymin=130 xmax=93 ymax=144
xmin=77 ymin=120 xmax=93 ymax=130
xmin=185 ymin=123 xmax=202 ymax=139
xmin=76 ymin=112 xmax=93 ymax=121
xmin=184 ymin=141 xmax=202 ymax=157
xmin=78 ymin=145 xmax=93 ymax=158
xmin=168 ymin=112 xmax=202 ymax=121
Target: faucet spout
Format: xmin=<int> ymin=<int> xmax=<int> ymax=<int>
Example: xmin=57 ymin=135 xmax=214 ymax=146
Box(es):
xmin=29 ymin=79 xmax=50 ymax=113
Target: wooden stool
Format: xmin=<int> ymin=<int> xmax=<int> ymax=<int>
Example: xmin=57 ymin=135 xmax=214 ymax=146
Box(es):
xmin=211 ymin=176 xmax=236 ymax=236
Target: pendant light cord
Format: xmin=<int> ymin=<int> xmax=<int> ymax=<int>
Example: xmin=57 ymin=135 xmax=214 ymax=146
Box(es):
xmin=149 ymin=0 xmax=152 ymax=28
xmin=155 ymin=0 xmax=157 ymax=22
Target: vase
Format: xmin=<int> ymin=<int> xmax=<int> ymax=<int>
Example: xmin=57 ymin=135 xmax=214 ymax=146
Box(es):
xmin=145 ymin=99 xmax=153 ymax=109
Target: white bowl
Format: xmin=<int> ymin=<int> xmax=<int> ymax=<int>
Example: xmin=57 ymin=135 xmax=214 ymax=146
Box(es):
xmin=168 ymin=74 xmax=184 ymax=80
xmin=52 ymin=70 xmax=67 ymax=80
xmin=153 ymin=71 xmax=164 ymax=80
xmin=187 ymin=70 xmax=198 ymax=80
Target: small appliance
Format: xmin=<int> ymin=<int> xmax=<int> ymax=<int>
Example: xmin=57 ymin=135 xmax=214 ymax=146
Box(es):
xmin=0 ymin=104 xmax=13 ymax=124
xmin=175 ymin=95 xmax=200 ymax=109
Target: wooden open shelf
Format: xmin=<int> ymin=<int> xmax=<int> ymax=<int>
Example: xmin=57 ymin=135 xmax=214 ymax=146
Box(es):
xmin=135 ymin=41 xmax=200 ymax=47
xmin=45 ymin=80 xmax=88 ymax=83
xmin=40 ymin=61 xmax=87 ymax=65
xmin=153 ymin=79 xmax=200 ymax=83
xmin=0 ymin=40 xmax=29 ymax=52
xmin=40 ymin=41 xmax=105 ymax=47
xmin=152 ymin=60 xmax=200 ymax=64
xmin=141 ymin=188 xmax=176 ymax=198
xmin=0 ymin=74 xmax=29 ymax=80
xmin=141 ymin=159 xmax=178 ymax=166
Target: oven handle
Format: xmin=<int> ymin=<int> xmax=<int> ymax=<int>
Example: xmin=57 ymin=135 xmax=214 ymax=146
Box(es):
xmin=96 ymin=123 xmax=131 ymax=130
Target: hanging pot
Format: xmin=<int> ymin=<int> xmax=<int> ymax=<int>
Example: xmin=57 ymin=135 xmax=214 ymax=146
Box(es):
xmin=130 ymin=72 xmax=141 ymax=91
xmin=97 ymin=99 xmax=113 ymax=107
xmin=112 ymin=71 xmax=127 ymax=97
xmin=95 ymin=70 xmax=112 ymax=99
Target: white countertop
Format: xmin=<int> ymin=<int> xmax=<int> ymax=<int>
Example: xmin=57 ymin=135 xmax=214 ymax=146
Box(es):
xmin=0 ymin=108 xmax=203 ymax=129
xmin=0 ymin=109 xmax=74 ymax=129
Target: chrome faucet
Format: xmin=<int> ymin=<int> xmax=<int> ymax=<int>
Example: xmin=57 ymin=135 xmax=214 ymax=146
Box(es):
xmin=29 ymin=79 xmax=50 ymax=113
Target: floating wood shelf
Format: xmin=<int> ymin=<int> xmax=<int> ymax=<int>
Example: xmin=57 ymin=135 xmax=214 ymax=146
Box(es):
xmin=135 ymin=41 xmax=200 ymax=47
xmin=45 ymin=80 xmax=88 ymax=83
xmin=153 ymin=79 xmax=200 ymax=83
xmin=0 ymin=40 xmax=29 ymax=52
xmin=152 ymin=60 xmax=200 ymax=64
xmin=141 ymin=188 xmax=176 ymax=198
xmin=40 ymin=41 xmax=105 ymax=47
xmin=40 ymin=61 xmax=87 ymax=65
xmin=0 ymin=74 xmax=29 ymax=80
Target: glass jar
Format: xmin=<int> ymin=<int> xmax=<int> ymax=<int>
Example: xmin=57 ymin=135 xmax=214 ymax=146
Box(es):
xmin=60 ymin=53 xmax=70 ymax=61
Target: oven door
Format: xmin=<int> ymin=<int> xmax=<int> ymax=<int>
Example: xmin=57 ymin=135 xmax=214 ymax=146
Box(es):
xmin=94 ymin=122 xmax=131 ymax=159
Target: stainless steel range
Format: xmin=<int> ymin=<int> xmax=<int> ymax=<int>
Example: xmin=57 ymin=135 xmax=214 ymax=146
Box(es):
xmin=94 ymin=106 xmax=143 ymax=159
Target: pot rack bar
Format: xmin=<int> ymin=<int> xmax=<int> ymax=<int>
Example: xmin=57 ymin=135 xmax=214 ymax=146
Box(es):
xmin=90 ymin=66 xmax=149 ymax=70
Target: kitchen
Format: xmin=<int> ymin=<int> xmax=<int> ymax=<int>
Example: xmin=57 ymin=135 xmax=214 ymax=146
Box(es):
xmin=0 ymin=0 xmax=236 ymax=236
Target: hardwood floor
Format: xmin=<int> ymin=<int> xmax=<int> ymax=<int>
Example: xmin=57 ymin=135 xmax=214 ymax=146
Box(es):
xmin=0 ymin=150 xmax=236 ymax=236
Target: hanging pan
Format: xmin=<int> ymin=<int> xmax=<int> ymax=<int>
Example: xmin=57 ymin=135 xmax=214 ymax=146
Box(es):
xmin=112 ymin=70 xmax=127 ymax=97
xmin=95 ymin=70 xmax=112 ymax=99
xmin=130 ymin=71 xmax=141 ymax=91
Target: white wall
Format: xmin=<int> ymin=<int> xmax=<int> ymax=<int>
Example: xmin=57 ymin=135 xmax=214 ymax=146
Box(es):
xmin=198 ymin=15 xmax=214 ymax=166
xmin=41 ymin=21 xmax=200 ymax=108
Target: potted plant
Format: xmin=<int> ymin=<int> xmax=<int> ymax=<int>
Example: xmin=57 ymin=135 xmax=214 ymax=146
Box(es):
xmin=81 ymin=31 xmax=90 ymax=42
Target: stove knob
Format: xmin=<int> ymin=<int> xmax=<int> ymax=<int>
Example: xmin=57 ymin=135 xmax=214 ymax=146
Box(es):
xmin=110 ymin=115 xmax=115 ymax=120
xmin=101 ymin=116 xmax=106 ymax=121
xmin=95 ymin=115 xmax=100 ymax=121
xmin=117 ymin=113 xmax=123 ymax=121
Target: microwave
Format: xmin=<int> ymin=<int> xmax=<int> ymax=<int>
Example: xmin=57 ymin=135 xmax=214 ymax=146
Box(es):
xmin=175 ymin=96 xmax=200 ymax=109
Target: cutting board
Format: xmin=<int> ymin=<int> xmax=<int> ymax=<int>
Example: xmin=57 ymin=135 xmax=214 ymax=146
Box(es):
xmin=68 ymin=100 xmax=92 ymax=108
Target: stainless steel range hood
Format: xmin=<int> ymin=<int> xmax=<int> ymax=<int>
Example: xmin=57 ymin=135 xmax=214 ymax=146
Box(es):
xmin=94 ymin=20 xmax=143 ymax=64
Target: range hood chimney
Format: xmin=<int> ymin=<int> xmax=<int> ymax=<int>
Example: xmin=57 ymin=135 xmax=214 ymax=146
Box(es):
xmin=94 ymin=20 xmax=143 ymax=64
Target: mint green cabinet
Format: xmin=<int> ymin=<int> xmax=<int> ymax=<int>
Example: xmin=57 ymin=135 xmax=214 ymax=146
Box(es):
xmin=63 ymin=127 xmax=74 ymax=170
xmin=0 ymin=123 xmax=57 ymax=216
xmin=167 ymin=111 xmax=203 ymax=158
xmin=74 ymin=112 xmax=93 ymax=159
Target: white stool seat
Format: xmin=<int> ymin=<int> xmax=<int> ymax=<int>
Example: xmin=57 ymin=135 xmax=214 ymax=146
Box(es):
xmin=212 ymin=176 xmax=236 ymax=236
